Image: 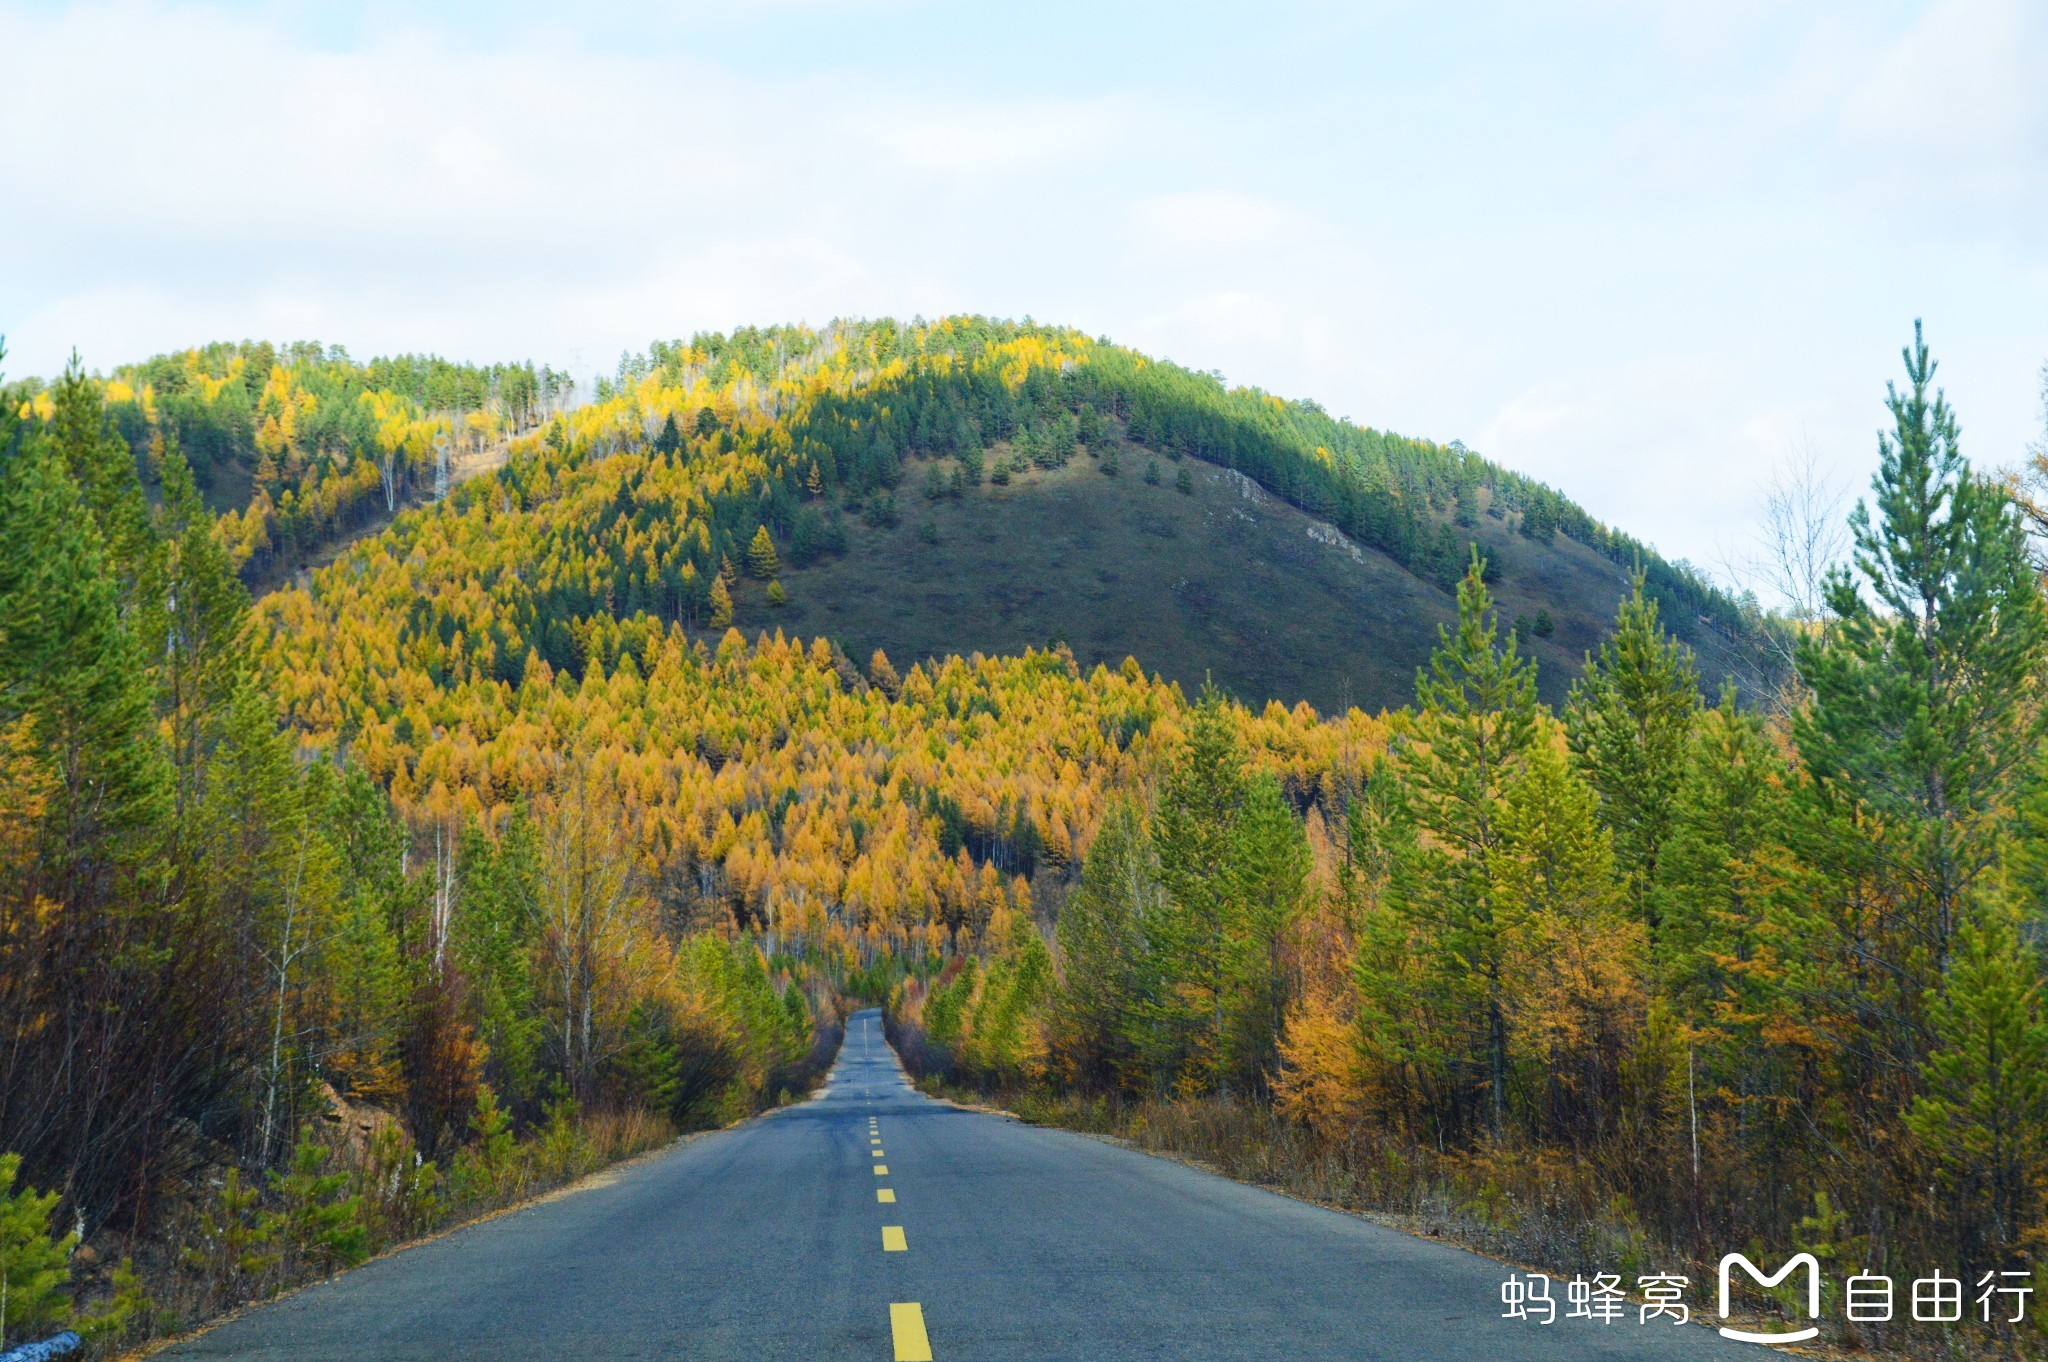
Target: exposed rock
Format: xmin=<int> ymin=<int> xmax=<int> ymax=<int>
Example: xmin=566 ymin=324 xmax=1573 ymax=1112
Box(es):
xmin=318 ymin=1082 xmax=401 ymax=1159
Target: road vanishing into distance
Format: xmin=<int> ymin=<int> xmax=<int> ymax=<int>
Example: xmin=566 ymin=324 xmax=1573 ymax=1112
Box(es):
xmin=165 ymin=1010 xmax=1762 ymax=1360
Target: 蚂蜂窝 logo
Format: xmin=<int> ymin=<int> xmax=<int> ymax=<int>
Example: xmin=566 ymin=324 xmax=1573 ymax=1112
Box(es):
xmin=1717 ymin=1252 xmax=1821 ymax=1344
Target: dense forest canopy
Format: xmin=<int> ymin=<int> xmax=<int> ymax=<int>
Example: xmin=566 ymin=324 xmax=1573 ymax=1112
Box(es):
xmin=8 ymin=341 xmax=570 ymax=581
xmin=239 ymin=316 xmax=1756 ymax=961
xmin=6 ymin=317 xmax=1744 ymax=634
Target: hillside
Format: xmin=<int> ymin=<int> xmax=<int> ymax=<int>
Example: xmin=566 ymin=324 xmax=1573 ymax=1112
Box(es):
xmin=237 ymin=315 xmax=1768 ymax=921
xmin=8 ymin=341 xmax=566 ymax=586
xmin=272 ymin=317 xmax=1748 ymax=714
xmin=762 ymin=446 xmax=1748 ymax=714
xmin=10 ymin=319 xmax=1756 ymax=717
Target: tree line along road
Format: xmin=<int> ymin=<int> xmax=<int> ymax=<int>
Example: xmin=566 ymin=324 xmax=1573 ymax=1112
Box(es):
xmin=162 ymin=1009 xmax=1760 ymax=1360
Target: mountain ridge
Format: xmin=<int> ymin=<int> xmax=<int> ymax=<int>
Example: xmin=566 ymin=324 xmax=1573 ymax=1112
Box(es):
xmin=14 ymin=316 xmax=1761 ymax=718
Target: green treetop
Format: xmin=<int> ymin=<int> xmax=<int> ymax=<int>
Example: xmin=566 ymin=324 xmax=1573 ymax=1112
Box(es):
xmin=1565 ymin=569 xmax=1700 ymax=939
xmin=1796 ymin=323 xmax=2048 ymax=979
xmin=747 ymin=525 xmax=779 ymax=580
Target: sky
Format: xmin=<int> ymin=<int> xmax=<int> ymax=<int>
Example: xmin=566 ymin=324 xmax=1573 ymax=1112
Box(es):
xmin=4 ymin=0 xmax=2045 ymax=583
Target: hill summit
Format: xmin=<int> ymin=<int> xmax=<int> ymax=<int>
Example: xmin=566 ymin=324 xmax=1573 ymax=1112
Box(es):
xmin=52 ymin=317 xmax=1750 ymax=715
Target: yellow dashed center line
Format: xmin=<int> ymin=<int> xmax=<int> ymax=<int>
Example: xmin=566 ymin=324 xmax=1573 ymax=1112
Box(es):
xmin=862 ymin=1060 xmax=925 ymax=1355
xmin=890 ymin=1302 xmax=932 ymax=1361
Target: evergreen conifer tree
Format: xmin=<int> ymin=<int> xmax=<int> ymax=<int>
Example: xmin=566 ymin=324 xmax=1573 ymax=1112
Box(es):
xmin=1228 ymin=775 xmax=1311 ymax=1091
xmin=747 ymin=525 xmax=779 ymax=579
xmin=1907 ymin=912 xmax=2048 ymax=1260
xmin=151 ymin=435 xmax=251 ymax=817
xmin=1796 ymin=323 xmax=2048 ymax=1010
xmin=1386 ymin=550 xmax=1539 ymax=1136
xmin=707 ymin=575 xmax=733 ymax=629
xmin=0 ymin=1153 xmax=78 ymax=1349
xmin=1565 ymin=570 xmax=1699 ymax=938
xmin=1052 ymin=799 xmax=1155 ymax=1091
xmin=1150 ymin=685 xmax=1248 ymax=1091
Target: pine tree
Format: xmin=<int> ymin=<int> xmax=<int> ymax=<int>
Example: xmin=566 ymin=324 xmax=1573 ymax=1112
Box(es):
xmin=0 ymin=375 xmax=247 ymax=1232
xmin=47 ymin=356 xmax=154 ymax=607
xmin=747 ymin=525 xmax=779 ymax=580
xmin=455 ymin=817 xmax=543 ymax=1105
xmin=1228 ymin=774 xmax=1311 ymax=1091
xmin=1491 ymin=741 xmax=1637 ymax=1136
xmin=707 ymin=575 xmax=733 ymax=629
xmin=1654 ymin=691 xmax=1820 ymax=1230
xmin=1150 ymin=684 xmax=1247 ymax=1092
xmin=1907 ymin=912 xmax=2048 ymax=1260
xmin=181 ymin=1166 xmax=275 ymax=1304
xmin=1796 ymin=323 xmax=2048 ymax=1012
xmin=0 ymin=437 xmax=168 ymax=888
xmin=1654 ymin=688 xmax=1792 ymax=1015
xmin=271 ymin=1136 xmax=368 ymax=1274
xmin=1387 ymin=549 xmax=1539 ymax=1136
xmin=0 ymin=1153 xmax=78 ymax=1348
xmin=152 ymin=435 xmax=251 ymax=818
xmin=1565 ymin=569 xmax=1699 ymax=938
xmin=1175 ymin=465 xmax=1193 ymax=495
xmin=1052 ymin=799 xmax=1155 ymax=1091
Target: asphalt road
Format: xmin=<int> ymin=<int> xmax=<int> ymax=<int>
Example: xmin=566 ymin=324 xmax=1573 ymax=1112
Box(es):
xmin=165 ymin=1009 xmax=1764 ymax=1360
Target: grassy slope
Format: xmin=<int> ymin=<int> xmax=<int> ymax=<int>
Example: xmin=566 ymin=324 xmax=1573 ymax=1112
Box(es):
xmin=750 ymin=445 xmax=1747 ymax=716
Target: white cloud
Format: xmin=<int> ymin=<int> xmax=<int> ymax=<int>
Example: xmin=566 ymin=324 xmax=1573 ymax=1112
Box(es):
xmin=0 ymin=0 xmax=1135 ymax=368
xmin=1127 ymin=191 xmax=1334 ymax=257
xmin=1477 ymin=355 xmax=1852 ymax=563
xmin=2 ymin=0 xmax=2043 ymax=574
xmin=859 ymin=98 xmax=1129 ymax=176
xmin=1838 ymin=0 xmax=2043 ymax=158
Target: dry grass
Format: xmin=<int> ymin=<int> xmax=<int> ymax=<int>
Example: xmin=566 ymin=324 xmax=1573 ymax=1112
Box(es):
xmin=88 ymin=1107 xmax=677 ymax=1360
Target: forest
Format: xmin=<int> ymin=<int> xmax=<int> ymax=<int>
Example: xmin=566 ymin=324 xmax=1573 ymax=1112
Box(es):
xmin=1 ymin=313 xmax=2040 ymax=1356
xmin=0 ymin=349 xmax=827 ymax=1350
xmin=9 ymin=341 xmax=571 ymax=586
xmin=891 ymin=328 xmax=2048 ymax=1355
